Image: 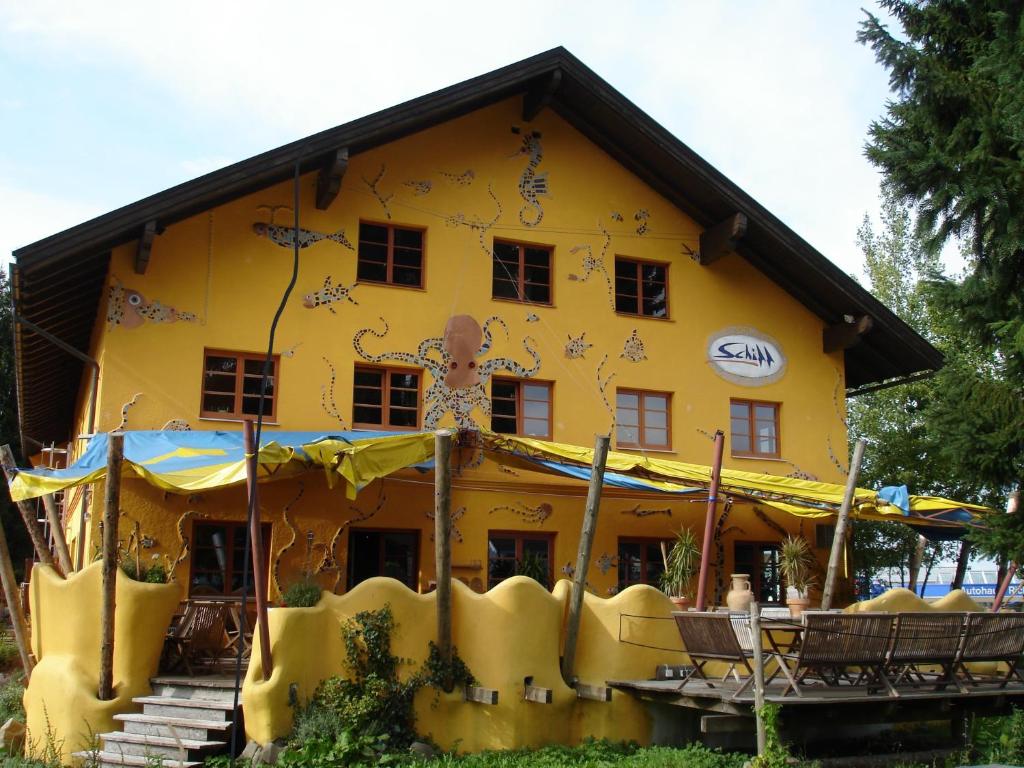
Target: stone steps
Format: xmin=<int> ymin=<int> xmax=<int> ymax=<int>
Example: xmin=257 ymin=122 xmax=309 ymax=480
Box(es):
xmin=73 ymin=676 xmax=241 ymax=768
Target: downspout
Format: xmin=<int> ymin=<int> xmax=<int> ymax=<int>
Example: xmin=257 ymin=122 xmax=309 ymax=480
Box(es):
xmin=13 ymin=314 xmax=99 ymax=570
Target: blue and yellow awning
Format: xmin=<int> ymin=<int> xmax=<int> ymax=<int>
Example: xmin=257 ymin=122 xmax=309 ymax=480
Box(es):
xmin=7 ymin=429 xmax=993 ymax=529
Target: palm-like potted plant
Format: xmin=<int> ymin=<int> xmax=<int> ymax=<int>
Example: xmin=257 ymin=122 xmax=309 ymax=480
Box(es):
xmin=660 ymin=527 xmax=701 ymax=610
xmin=780 ymin=535 xmax=816 ymax=617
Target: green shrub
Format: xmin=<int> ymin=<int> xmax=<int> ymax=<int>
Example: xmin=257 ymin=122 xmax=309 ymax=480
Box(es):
xmin=281 ymin=579 xmax=322 ymax=608
xmin=0 ymin=635 xmax=21 ymax=672
xmin=972 ymin=707 xmax=1024 ymax=765
xmin=0 ymin=673 xmax=26 ymax=723
xmin=119 ymin=558 xmax=168 ymax=584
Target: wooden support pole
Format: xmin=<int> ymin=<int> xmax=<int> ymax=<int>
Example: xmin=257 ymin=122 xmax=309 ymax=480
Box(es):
xmin=561 ymin=434 xmax=610 ymax=686
xmin=98 ymin=432 xmax=123 ymax=701
xmin=0 ymin=444 xmax=56 ymax=572
xmin=821 ymin=437 xmax=866 ymax=610
xmin=749 ymin=601 xmax=766 ymax=756
xmin=242 ymin=420 xmax=273 ymax=681
xmin=0 ymin=516 xmax=33 ymax=677
xmin=434 ymin=429 xmax=454 ymax=691
xmin=992 ymin=491 xmax=1020 ymax=612
xmin=695 ymin=431 xmax=725 ymax=611
xmin=42 ymin=494 xmax=72 ymax=575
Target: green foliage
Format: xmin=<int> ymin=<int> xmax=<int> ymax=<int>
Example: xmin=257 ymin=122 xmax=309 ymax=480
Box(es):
xmin=280 ymin=578 xmax=323 ymax=608
xmin=421 ymin=640 xmax=476 ymax=694
xmin=514 ymin=552 xmax=549 ymax=589
xmin=119 ymin=558 xmax=168 ymax=584
xmin=779 ymin=536 xmax=816 ymax=597
xmin=0 ymin=635 xmax=22 ymax=672
xmin=430 ymin=740 xmax=747 ymax=768
xmin=751 ymin=703 xmax=792 ymax=768
xmin=0 ymin=673 xmax=26 ymax=723
xmin=279 ymin=730 xmax=396 ymax=768
xmin=972 ymin=707 xmax=1024 ymax=765
xmin=659 ymin=527 xmax=700 ymax=598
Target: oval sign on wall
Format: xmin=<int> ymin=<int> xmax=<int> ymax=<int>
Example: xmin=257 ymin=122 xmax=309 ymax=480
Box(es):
xmin=707 ymin=328 xmax=787 ymax=386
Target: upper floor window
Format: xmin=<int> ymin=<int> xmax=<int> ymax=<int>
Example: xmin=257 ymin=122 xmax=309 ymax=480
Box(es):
xmin=201 ymin=350 xmax=279 ymax=420
xmin=353 ymin=366 xmax=421 ymax=429
xmin=730 ymin=399 xmax=780 ymax=458
xmin=491 ymin=378 xmax=553 ymax=439
xmin=616 ymin=389 xmax=671 ymax=450
xmin=492 ymin=240 xmax=552 ymax=304
xmin=615 ymin=258 xmax=668 ymax=318
xmin=358 ymin=222 xmax=425 ymax=287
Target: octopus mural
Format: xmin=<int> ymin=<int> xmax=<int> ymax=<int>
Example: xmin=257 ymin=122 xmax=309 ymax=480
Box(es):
xmin=353 ymin=314 xmax=540 ymax=429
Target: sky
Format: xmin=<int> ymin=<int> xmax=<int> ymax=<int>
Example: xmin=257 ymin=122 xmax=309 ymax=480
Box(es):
xmin=0 ymin=1 xmax=904 ymax=281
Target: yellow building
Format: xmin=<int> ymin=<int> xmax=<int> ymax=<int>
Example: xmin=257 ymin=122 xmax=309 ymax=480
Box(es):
xmin=9 ymin=48 xmax=948 ymax=754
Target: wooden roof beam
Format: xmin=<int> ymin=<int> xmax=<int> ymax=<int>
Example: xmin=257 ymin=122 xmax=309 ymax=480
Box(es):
xmin=133 ymin=220 xmax=157 ymax=275
xmin=824 ymin=315 xmax=874 ymax=353
xmin=698 ymin=213 xmax=747 ymax=266
xmin=522 ymin=69 xmax=562 ymax=122
xmin=315 ymin=148 xmax=348 ymax=211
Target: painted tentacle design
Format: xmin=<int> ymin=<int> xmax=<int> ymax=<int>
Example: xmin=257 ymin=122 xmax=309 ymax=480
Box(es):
xmin=362 ymin=164 xmax=394 ymax=219
xmin=321 ymin=493 xmax=387 ymax=593
xmin=426 ymin=506 xmax=465 ymax=543
xmin=597 ymin=355 xmax=617 ymax=432
xmin=321 ymin=357 xmax=347 ymax=427
xmin=569 ymin=221 xmax=614 ymax=308
xmin=752 ymin=506 xmax=789 ymax=540
xmin=273 ymin=482 xmax=305 ymax=594
xmin=511 ymin=129 xmax=548 ymax=226
xmin=162 ymin=419 xmax=191 ymax=431
xmin=167 ymin=510 xmax=207 ymax=582
xmin=489 ymin=501 xmax=552 ymax=526
xmin=116 ymin=392 xmax=143 ymax=430
xmin=712 ymin=499 xmax=735 ymax=605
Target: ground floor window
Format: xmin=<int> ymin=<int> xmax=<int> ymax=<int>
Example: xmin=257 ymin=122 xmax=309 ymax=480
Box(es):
xmin=348 ymin=529 xmax=419 ymax=591
xmin=189 ymin=520 xmax=271 ymax=598
xmin=733 ymin=541 xmax=782 ymax=603
xmin=487 ymin=531 xmax=554 ymax=590
xmin=618 ymin=538 xmax=671 ymax=591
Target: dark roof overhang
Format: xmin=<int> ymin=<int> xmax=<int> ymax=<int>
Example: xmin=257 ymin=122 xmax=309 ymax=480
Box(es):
xmin=11 ymin=47 xmax=942 ymax=445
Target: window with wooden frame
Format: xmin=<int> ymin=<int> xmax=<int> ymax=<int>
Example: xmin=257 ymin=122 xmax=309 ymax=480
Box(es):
xmin=618 ymin=537 xmax=673 ymax=591
xmin=614 ymin=257 xmax=668 ymax=318
xmin=189 ymin=520 xmax=271 ymax=598
xmin=487 ymin=531 xmax=554 ymax=590
xmin=733 ymin=542 xmax=782 ymax=604
xmin=491 ymin=240 xmax=552 ymax=304
xmin=615 ymin=389 xmax=671 ymax=449
xmin=357 ymin=222 xmax=425 ymax=287
xmin=352 ymin=366 xmax=421 ymax=429
xmin=490 ymin=378 xmax=552 ymax=439
xmin=347 ymin=529 xmax=419 ymax=591
xmin=730 ymin=399 xmax=780 ymax=458
xmin=201 ymin=350 xmax=279 ymax=420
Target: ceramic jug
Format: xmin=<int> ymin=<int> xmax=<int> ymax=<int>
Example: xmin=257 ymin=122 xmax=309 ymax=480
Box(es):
xmin=726 ymin=573 xmax=753 ymax=612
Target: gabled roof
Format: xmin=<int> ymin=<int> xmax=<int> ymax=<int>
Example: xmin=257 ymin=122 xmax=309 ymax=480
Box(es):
xmin=12 ymin=47 xmax=942 ymax=447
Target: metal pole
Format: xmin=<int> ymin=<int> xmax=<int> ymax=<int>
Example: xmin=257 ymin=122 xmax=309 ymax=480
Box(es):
xmin=98 ymin=432 xmax=123 ymax=700
xmin=434 ymin=430 xmax=454 ymax=690
xmin=561 ymin=434 xmax=611 ymax=686
xmin=821 ymin=437 xmax=866 ymax=610
xmin=242 ymin=420 xmax=273 ymax=681
xmin=695 ymin=431 xmax=724 ymax=611
xmin=750 ymin=600 xmax=766 ymax=756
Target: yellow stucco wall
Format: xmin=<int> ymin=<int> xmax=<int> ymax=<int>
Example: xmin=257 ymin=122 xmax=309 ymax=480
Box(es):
xmin=24 ymin=563 xmax=181 ymax=762
xmin=242 ymin=575 xmax=684 ymax=749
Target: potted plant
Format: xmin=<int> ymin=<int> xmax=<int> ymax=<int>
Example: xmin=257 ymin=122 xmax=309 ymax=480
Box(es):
xmin=515 ymin=551 xmax=550 ymax=589
xmin=780 ymin=535 xmax=816 ymax=617
xmin=660 ymin=527 xmax=701 ymax=610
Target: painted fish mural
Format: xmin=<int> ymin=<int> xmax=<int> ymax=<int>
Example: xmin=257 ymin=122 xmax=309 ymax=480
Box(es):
xmin=252 ymin=222 xmax=354 ymax=251
xmin=107 ymin=281 xmax=198 ymax=329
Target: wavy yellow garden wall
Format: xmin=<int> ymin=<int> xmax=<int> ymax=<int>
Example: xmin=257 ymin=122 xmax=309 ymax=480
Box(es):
xmin=242 ymin=576 xmax=683 ymax=750
xmin=24 ymin=563 xmax=181 ymax=763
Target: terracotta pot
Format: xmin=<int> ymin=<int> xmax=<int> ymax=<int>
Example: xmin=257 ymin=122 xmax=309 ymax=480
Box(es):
xmin=726 ymin=574 xmax=753 ymax=612
xmin=787 ymin=596 xmax=811 ymax=618
xmin=669 ymin=596 xmax=692 ymax=611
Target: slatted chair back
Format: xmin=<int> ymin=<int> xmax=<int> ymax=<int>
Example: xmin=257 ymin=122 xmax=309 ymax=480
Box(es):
xmin=187 ymin=602 xmax=228 ymax=652
xmin=798 ymin=613 xmax=893 ymax=667
xmin=889 ymin=612 xmax=966 ymax=666
xmin=960 ymin=612 xmax=1024 ymax=663
xmin=673 ymin=612 xmax=747 ymax=663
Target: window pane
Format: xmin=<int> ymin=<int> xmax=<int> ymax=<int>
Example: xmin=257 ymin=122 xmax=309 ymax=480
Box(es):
xmin=358 ymin=241 xmax=388 ymax=263
xmin=389 ymin=408 xmax=417 ymax=427
xmin=492 ymin=278 xmax=520 ymax=300
xmin=355 ymin=370 xmax=383 ymax=388
xmin=617 ymin=425 xmax=639 ymax=444
xmin=755 ymin=405 xmax=776 ymax=421
xmin=241 ymin=395 xmax=272 ymax=415
xmin=492 ymin=398 xmax=516 ymax=417
xmin=617 ymin=392 xmax=639 ymax=409
xmin=615 ymin=295 xmax=639 ymax=314
xmin=524 ymin=248 xmax=550 ymax=267
xmin=642 ymin=290 xmax=667 ymax=318
xmin=523 ymin=400 xmax=549 ymax=419
xmin=354 ymin=386 xmax=383 ymax=406
xmin=730 ymin=416 xmax=750 ymax=437
xmin=492 ymin=416 xmax=517 ymax=434
xmin=354 ymin=405 xmax=383 ymax=424
xmin=202 ymin=393 xmax=235 ymax=414
xmin=645 ymin=409 xmax=667 ymax=428
xmin=392 ymin=266 xmax=421 ymax=286
xmin=392 ymin=373 xmax=418 ymax=389
xmin=644 ymin=427 xmax=668 ymax=447
xmin=643 ymin=264 xmax=666 ymax=283
xmin=523 ymin=417 xmax=548 ymax=436
xmin=523 ymin=265 xmax=549 ymax=283
xmin=357 ymin=259 xmax=388 ymax=282
xmin=732 ymin=433 xmax=751 ymax=453
xmin=204 ymin=373 xmax=235 ymax=394
xmin=730 ymin=402 xmax=750 ymax=419
xmin=242 ymin=376 xmax=272 ymax=395
xmin=393 ymin=228 xmax=422 ymax=248
xmin=523 ymin=384 xmax=548 ymax=401
xmin=392 ymin=248 xmax=422 ymax=268
xmin=389 ymin=388 xmax=418 ymax=408
xmin=244 ymin=359 xmax=269 ymax=375
xmin=492 ymin=242 xmax=520 ymax=262
xmin=615 ymin=275 xmax=639 ymax=295
xmin=615 ymin=260 xmax=637 ymax=278
xmin=644 ymin=394 xmax=668 ymax=412
xmin=206 ymin=356 xmax=236 ymax=374
xmin=360 ymin=223 xmax=388 ymax=243
xmin=523 ymin=283 xmax=550 ymax=303
xmin=522 ymin=539 xmax=549 ymax=558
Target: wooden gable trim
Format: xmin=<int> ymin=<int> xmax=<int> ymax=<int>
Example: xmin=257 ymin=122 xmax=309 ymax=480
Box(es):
xmin=522 ymin=69 xmax=562 ymax=122
xmin=133 ymin=220 xmax=157 ymax=275
xmin=315 ymin=147 xmax=348 ymax=211
xmin=698 ymin=213 xmax=748 ymax=266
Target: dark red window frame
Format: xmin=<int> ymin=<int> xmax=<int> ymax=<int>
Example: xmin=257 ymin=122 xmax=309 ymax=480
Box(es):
xmin=200 ymin=349 xmax=280 ymax=420
xmin=357 ymin=221 xmax=426 ymax=288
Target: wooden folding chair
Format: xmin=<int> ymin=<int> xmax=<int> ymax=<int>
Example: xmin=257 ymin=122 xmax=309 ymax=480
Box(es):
xmin=887 ymin=612 xmax=966 ymax=692
xmin=673 ymin=612 xmax=758 ymax=698
xmin=957 ymin=612 xmax=1024 ymax=688
xmin=775 ymin=613 xmax=896 ymax=698
xmin=171 ymin=601 xmax=229 ymax=675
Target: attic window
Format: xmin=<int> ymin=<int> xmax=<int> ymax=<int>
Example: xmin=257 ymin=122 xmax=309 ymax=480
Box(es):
xmin=492 ymin=240 xmax=552 ymax=304
xmin=357 ymin=222 xmax=425 ymax=287
xmin=201 ymin=350 xmax=279 ymax=420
